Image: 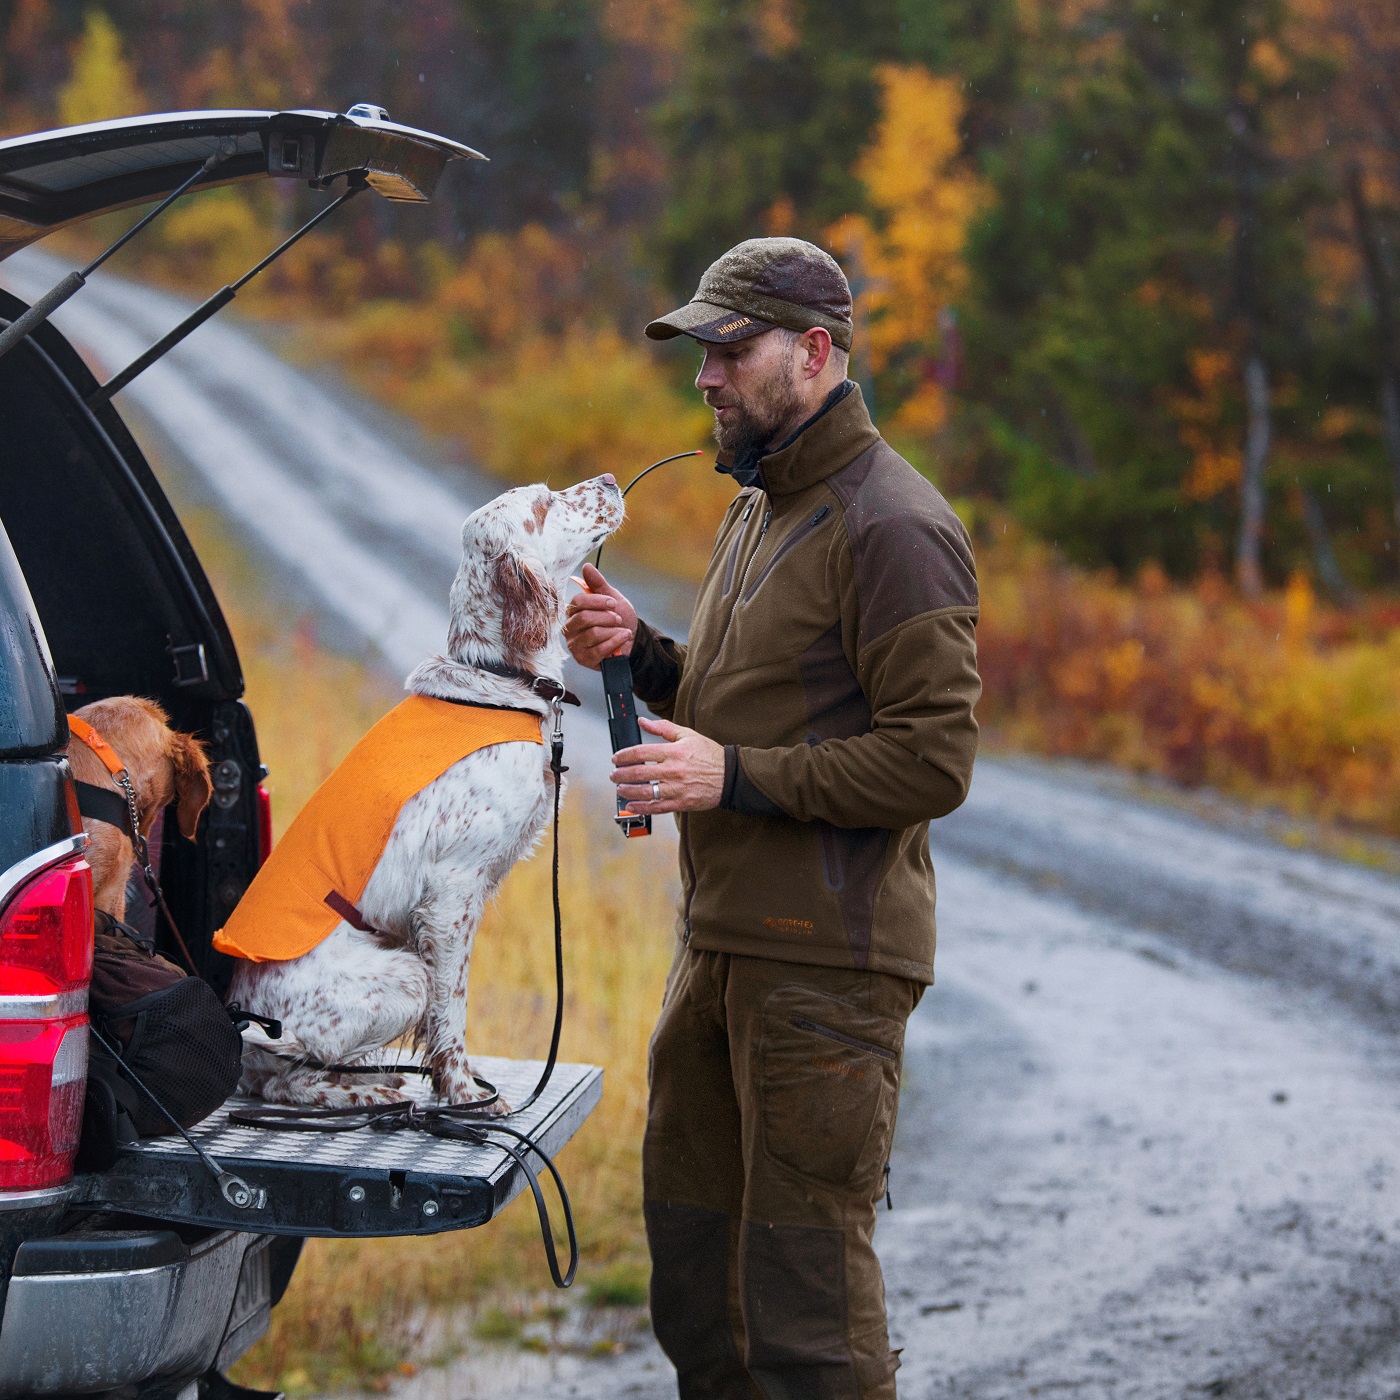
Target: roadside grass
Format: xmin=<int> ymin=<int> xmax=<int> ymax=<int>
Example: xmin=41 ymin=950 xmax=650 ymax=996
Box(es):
xmin=175 ymin=505 xmax=675 ymax=1394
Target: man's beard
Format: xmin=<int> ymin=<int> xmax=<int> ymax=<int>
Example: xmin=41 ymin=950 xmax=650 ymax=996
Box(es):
xmin=708 ymin=361 xmax=804 ymax=457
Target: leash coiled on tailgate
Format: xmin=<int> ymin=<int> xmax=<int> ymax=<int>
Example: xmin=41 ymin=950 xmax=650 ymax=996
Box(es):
xmin=232 ymin=1097 xmax=577 ymax=1286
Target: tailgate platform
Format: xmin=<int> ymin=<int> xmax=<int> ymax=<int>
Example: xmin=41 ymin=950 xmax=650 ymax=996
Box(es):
xmin=69 ymin=1057 xmax=602 ymax=1237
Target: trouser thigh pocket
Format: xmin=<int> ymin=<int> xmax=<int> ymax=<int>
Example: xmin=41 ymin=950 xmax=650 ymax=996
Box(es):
xmin=759 ymin=987 xmax=902 ymax=1192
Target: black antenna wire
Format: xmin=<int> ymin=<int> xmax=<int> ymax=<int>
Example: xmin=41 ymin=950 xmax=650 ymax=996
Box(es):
xmin=593 ymin=450 xmax=704 ymax=571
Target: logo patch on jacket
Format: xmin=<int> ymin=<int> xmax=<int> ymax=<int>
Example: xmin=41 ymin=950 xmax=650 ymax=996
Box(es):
xmin=763 ymin=915 xmax=815 ymax=935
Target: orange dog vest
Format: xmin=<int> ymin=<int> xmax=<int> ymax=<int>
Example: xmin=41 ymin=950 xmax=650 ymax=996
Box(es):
xmin=213 ymin=695 xmax=542 ymax=962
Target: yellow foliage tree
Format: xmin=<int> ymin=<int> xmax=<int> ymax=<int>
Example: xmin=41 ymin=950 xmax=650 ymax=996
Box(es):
xmin=57 ymin=9 xmax=144 ymax=127
xmin=828 ymin=64 xmax=990 ymax=432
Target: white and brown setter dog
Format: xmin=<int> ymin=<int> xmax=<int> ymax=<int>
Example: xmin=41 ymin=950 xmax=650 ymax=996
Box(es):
xmin=228 ymin=475 xmax=624 ymax=1110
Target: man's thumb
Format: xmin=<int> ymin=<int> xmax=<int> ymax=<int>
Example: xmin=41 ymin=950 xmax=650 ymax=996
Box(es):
xmin=581 ymin=562 xmax=614 ymax=595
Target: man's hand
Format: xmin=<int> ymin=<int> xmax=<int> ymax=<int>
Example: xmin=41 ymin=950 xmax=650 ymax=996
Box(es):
xmin=564 ymin=563 xmax=637 ymax=670
xmin=612 ymin=718 xmax=725 ymax=814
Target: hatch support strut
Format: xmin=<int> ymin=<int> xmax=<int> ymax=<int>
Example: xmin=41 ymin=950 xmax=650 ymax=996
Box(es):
xmin=87 ymin=176 xmax=367 ymax=410
xmin=0 ymin=140 xmax=239 ymax=366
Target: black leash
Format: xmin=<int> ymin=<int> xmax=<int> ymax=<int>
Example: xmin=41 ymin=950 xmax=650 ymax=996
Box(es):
xmin=230 ymin=1096 xmax=577 ymax=1286
xmin=229 ymin=701 xmax=577 ymax=1284
xmin=511 ymin=697 xmax=568 ymax=1117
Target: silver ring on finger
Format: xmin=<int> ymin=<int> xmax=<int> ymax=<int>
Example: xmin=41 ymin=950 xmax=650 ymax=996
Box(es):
xmin=650 ymin=780 xmax=661 ymax=802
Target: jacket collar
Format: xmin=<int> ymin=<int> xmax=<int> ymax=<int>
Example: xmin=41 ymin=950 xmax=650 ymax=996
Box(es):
xmin=718 ymin=381 xmax=880 ymax=499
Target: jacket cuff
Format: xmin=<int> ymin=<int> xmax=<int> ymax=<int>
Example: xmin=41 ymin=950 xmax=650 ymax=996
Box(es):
xmin=720 ymin=746 xmax=790 ymax=818
xmin=630 ymin=618 xmax=683 ymax=704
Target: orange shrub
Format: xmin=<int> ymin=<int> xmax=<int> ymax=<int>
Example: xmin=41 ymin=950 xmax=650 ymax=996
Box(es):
xmin=976 ymin=526 xmax=1400 ymax=837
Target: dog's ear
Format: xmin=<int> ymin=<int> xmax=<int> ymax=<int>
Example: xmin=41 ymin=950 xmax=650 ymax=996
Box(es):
xmin=492 ymin=552 xmax=558 ymax=658
xmin=168 ymin=731 xmax=213 ymax=840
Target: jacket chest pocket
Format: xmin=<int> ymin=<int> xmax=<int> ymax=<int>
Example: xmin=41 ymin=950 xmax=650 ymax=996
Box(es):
xmin=759 ymin=988 xmax=902 ymax=1193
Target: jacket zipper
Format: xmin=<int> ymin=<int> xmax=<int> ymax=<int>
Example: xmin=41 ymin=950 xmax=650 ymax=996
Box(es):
xmin=740 ymin=504 xmax=831 ymax=604
xmin=682 ymin=505 xmax=771 ymax=941
xmin=791 ymin=1016 xmax=897 ymax=1061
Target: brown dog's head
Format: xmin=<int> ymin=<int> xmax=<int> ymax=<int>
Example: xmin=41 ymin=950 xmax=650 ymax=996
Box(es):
xmin=67 ymin=696 xmax=213 ymax=919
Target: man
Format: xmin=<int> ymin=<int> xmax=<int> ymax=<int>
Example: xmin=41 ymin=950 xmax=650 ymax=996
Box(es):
xmin=564 ymin=237 xmax=980 ymax=1400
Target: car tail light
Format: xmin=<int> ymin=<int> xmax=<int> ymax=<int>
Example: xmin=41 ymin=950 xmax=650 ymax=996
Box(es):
xmin=0 ymin=860 xmax=94 ymax=997
xmin=0 ymin=857 xmax=93 ymax=1190
xmin=257 ymin=783 xmax=274 ymax=865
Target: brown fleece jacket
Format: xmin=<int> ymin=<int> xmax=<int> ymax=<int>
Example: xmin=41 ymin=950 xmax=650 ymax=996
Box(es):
xmin=631 ymin=383 xmax=980 ymax=983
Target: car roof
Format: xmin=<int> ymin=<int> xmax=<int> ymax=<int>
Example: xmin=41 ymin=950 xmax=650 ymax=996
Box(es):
xmin=0 ymin=107 xmax=486 ymax=262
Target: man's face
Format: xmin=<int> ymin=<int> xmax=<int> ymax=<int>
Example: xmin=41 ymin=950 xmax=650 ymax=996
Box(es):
xmin=695 ymin=331 xmax=804 ymax=457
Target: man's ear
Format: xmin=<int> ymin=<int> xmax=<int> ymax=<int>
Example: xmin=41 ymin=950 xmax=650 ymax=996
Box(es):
xmin=168 ymin=731 xmax=213 ymax=840
xmin=492 ymin=552 xmax=558 ymax=657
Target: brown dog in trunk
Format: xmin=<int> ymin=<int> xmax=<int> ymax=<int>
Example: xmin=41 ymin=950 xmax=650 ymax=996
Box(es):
xmin=65 ymin=696 xmax=213 ymax=921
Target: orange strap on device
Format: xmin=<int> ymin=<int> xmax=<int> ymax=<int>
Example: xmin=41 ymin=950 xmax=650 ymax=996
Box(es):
xmin=67 ymin=714 xmax=129 ymax=779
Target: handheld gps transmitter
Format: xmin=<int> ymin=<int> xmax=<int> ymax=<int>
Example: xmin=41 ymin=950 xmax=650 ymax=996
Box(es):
xmin=600 ymin=654 xmax=651 ymax=837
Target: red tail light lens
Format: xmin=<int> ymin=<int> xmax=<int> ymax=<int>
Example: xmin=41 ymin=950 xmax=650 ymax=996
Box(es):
xmin=0 ymin=859 xmax=93 ymax=996
xmin=0 ymin=1021 xmax=88 ymax=1187
xmin=257 ymin=782 xmax=274 ymax=865
xmin=0 ymin=856 xmax=93 ymax=1189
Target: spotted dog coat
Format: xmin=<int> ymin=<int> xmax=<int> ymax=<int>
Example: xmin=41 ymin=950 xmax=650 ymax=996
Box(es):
xmin=228 ymin=476 xmax=625 ymax=1110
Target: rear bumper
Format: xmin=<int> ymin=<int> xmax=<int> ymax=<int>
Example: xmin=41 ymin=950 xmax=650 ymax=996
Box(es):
xmin=0 ymin=1228 xmax=272 ymax=1395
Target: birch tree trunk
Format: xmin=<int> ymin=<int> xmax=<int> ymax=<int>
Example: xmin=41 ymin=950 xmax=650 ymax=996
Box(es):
xmin=1236 ymin=351 xmax=1271 ymax=597
xmin=1299 ymin=485 xmax=1356 ymax=606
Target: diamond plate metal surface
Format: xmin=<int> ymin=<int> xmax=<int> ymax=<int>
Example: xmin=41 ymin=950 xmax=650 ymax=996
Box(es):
xmin=131 ymin=1056 xmax=591 ymax=1181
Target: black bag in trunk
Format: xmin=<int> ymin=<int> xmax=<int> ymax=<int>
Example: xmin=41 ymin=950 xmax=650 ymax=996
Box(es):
xmin=78 ymin=914 xmax=243 ymax=1166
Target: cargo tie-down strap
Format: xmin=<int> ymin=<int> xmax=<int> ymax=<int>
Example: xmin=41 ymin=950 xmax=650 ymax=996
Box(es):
xmin=228 ymin=700 xmax=577 ymax=1287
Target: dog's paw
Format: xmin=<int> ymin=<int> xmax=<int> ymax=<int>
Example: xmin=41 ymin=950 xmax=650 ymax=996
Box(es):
xmin=329 ymin=1076 xmax=411 ymax=1108
xmin=259 ymin=1072 xmax=408 ymax=1109
xmin=435 ymin=1070 xmax=511 ymax=1115
xmin=461 ymin=1090 xmax=512 ymax=1117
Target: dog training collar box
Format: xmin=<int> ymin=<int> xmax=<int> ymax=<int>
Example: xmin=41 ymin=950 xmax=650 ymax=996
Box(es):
xmin=601 ymin=655 xmax=651 ymax=838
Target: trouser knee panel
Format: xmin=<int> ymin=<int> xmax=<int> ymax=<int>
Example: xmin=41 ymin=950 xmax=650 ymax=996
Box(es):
xmin=646 ymin=1201 xmax=756 ymax=1400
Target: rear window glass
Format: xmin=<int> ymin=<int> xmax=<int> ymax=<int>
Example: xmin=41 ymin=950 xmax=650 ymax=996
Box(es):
xmin=0 ymin=515 xmax=64 ymax=756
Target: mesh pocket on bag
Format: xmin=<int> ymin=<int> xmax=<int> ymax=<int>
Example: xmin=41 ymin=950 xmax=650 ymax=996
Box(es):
xmin=103 ymin=977 xmax=244 ymax=1135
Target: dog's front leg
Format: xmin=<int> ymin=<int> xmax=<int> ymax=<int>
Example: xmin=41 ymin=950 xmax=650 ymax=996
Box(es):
xmin=414 ymin=884 xmax=504 ymax=1111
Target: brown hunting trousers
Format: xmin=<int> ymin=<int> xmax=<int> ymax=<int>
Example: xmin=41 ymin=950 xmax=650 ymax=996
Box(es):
xmin=644 ymin=946 xmax=920 ymax=1400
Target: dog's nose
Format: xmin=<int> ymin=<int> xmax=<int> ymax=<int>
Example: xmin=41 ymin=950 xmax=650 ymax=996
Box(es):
xmin=602 ymin=473 xmax=616 ymax=486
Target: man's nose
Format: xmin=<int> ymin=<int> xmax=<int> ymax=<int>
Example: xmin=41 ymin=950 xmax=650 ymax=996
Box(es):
xmin=695 ymin=353 xmax=725 ymax=390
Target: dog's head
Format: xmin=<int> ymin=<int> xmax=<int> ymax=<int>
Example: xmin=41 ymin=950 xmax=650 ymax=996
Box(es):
xmin=448 ymin=475 xmax=625 ymax=666
xmin=68 ymin=696 xmax=213 ymax=841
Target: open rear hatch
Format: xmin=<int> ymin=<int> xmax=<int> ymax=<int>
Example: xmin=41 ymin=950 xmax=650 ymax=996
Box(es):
xmin=0 ymin=104 xmax=489 ymax=978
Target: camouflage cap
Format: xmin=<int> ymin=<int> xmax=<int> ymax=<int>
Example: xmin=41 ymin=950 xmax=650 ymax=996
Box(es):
xmin=645 ymin=237 xmax=854 ymax=351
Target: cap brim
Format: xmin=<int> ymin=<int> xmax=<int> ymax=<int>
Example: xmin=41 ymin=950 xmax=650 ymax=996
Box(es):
xmin=645 ymin=301 xmax=777 ymax=344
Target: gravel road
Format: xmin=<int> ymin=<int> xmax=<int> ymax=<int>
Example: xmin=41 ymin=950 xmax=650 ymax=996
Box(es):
xmin=6 ymin=250 xmax=1400 ymax=1399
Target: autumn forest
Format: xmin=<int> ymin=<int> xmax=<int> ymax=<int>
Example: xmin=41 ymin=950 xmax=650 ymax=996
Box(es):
xmin=2 ymin=0 xmax=1398 ymax=837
